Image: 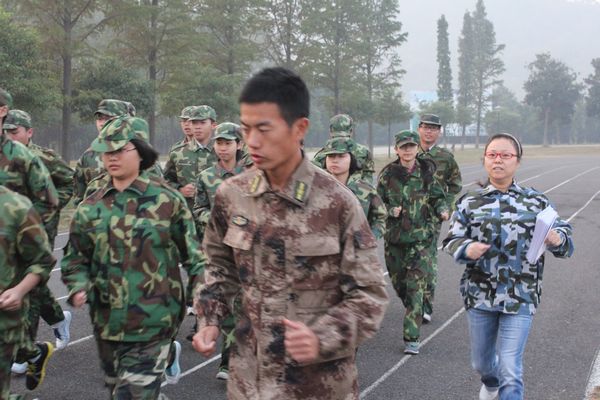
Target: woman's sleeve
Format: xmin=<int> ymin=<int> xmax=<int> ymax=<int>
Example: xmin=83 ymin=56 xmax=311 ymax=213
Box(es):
xmin=443 ymin=196 xmax=475 ymax=263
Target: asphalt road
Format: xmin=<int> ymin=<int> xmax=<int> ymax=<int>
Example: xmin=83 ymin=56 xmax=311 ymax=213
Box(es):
xmin=10 ymin=153 xmax=600 ymax=400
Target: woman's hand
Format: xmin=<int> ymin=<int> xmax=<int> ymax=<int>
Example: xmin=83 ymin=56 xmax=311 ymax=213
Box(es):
xmin=545 ymin=229 xmax=563 ymax=247
xmin=390 ymin=206 xmax=402 ymax=218
xmin=465 ymin=242 xmax=491 ymax=260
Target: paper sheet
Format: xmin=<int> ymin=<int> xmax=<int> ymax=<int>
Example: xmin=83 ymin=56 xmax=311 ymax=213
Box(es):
xmin=526 ymin=206 xmax=558 ymax=264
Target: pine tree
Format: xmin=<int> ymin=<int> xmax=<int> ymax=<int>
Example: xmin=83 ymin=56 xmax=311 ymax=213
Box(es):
xmin=436 ymin=15 xmax=453 ymax=104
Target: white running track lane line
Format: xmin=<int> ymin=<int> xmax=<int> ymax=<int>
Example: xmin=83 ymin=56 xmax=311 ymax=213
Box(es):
xmin=359 ymin=175 xmax=600 ymax=398
xmin=585 ymin=348 xmax=600 ymax=400
xmin=161 ymin=355 xmax=222 ymax=387
xmin=544 ymin=167 xmax=600 ymax=194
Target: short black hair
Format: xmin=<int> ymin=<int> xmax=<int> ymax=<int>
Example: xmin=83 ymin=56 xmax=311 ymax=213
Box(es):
xmin=239 ymin=67 xmax=309 ymax=126
xmin=130 ymin=138 xmax=159 ymax=170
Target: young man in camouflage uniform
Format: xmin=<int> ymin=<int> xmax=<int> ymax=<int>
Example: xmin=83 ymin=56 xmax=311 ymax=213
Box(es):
xmin=3 ymin=110 xmax=73 ymax=375
xmin=0 ymin=185 xmax=56 ymax=399
xmin=62 ymin=116 xmax=206 ymax=399
xmin=320 ymin=136 xmax=386 ymax=240
xmin=72 ymin=99 xmax=132 ymax=204
xmin=0 ymin=88 xmax=11 ymax=125
xmin=163 ymin=105 xmax=217 ymax=210
xmin=193 ymin=67 xmax=388 ymax=400
xmin=417 ymin=113 xmax=463 ymax=323
xmin=169 ymin=106 xmax=194 ymax=151
xmin=377 ymin=130 xmax=449 ymax=355
xmin=192 ymin=122 xmax=248 ymax=380
xmin=313 ymin=114 xmax=375 ymax=181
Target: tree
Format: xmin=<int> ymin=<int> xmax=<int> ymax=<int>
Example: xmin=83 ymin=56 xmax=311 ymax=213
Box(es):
xmin=375 ymin=87 xmax=410 ymax=157
xmin=354 ymin=0 xmax=407 ymax=153
xmin=524 ymin=53 xmax=582 ymax=146
xmin=483 ymin=85 xmax=521 ymax=136
xmin=436 ymin=15 xmax=453 ymax=104
xmin=11 ymin=0 xmax=120 ymax=160
xmin=470 ymin=0 xmax=505 ymax=148
xmin=585 ymin=58 xmax=600 ymax=120
xmin=0 ymin=8 xmax=58 ymax=121
xmin=72 ymin=58 xmax=152 ymax=120
xmin=456 ymin=11 xmax=475 ymax=150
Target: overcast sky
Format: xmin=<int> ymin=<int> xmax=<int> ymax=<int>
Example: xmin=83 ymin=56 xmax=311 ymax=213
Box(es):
xmin=397 ymin=0 xmax=600 ymax=99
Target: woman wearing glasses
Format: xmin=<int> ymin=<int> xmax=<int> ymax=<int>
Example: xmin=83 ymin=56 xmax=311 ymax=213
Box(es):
xmin=443 ymin=133 xmax=574 ymax=400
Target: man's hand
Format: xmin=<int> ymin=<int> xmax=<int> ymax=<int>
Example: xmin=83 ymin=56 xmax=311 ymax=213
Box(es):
xmin=545 ymin=229 xmax=563 ymax=247
xmin=179 ymin=184 xmax=196 ymax=198
xmin=390 ymin=206 xmax=403 ymax=218
xmin=71 ymin=290 xmax=87 ymax=308
xmin=465 ymin=242 xmax=491 ymax=260
xmin=283 ymin=319 xmax=319 ymax=364
xmin=192 ymin=325 xmax=219 ymax=357
xmin=0 ymin=287 xmax=26 ymax=311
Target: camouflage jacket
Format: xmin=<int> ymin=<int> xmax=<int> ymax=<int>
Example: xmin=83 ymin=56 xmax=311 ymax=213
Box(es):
xmin=197 ymin=156 xmax=388 ymax=400
xmin=28 ymin=141 xmax=74 ymax=242
xmin=346 ymin=173 xmax=386 ymax=240
xmin=0 ymin=186 xmax=55 ymax=344
xmin=81 ymin=164 xmax=164 ymax=201
xmin=443 ymin=182 xmax=574 ymax=315
xmin=61 ymin=172 xmax=206 ymax=342
xmin=192 ymin=162 xmax=246 ymax=241
xmin=73 ymin=147 xmax=104 ymax=205
xmin=313 ymin=140 xmax=375 ymax=182
xmin=377 ymin=157 xmax=448 ymax=244
xmin=163 ymin=140 xmax=217 ymax=190
xmin=418 ymin=144 xmax=462 ymax=211
xmin=0 ymin=134 xmax=59 ymax=230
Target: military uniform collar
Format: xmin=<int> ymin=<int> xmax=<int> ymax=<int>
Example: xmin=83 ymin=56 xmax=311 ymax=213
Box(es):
xmin=481 ymin=181 xmax=524 ymax=196
xmin=102 ymin=172 xmax=151 ymax=197
xmin=214 ymin=161 xmax=243 ymax=178
xmin=245 ymin=154 xmax=313 ymax=207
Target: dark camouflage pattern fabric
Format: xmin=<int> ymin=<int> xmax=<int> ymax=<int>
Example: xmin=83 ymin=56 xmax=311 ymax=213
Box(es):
xmin=418 ymin=144 xmax=462 ymax=211
xmin=95 ymin=99 xmax=130 ymax=118
xmin=0 ymin=88 xmax=12 ymax=108
xmin=377 ymin=157 xmax=448 ymax=244
xmin=72 ymin=148 xmax=104 ymax=204
xmin=313 ymin=143 xmax=374 ymax=182
xmin=0 ymin=341 xmax=19 ymax=400
xmin=443 ymin=182 xmax=574 ymax=315
xmin=96 ymin=337 xmax=171 ymax=399
xmin=329 ymin=114 xmax=353 ymax=136
xmin=0 ymin=134 xmax=59 ymax=232
xmin=61 ymin=172 xmax=206 ymax=342
xmin=0 ymin=186 xmax=55 ymax=345
xmin=197 ymin=157 xmax=388 ymax=400
xmin=192 ymin=162 xmax=246 ymax=241
xmin=345 ymin=173 xmax=386 ymax=240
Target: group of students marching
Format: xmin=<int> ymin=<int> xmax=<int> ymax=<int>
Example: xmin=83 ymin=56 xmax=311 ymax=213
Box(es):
xmin=0 ymin=65 xmax=574 ymax=400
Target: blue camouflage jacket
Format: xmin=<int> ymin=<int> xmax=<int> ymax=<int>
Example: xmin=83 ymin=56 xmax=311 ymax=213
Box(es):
xmin=443 ymin=182 xmax=574 ymax=315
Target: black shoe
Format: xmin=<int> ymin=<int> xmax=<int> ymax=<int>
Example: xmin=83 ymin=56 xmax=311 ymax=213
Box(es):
xmin=26 ymin=342 xmax=54 ymax=390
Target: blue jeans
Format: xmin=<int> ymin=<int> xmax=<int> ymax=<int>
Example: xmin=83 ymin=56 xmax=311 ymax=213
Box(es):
xmin=467 ymin=308 xmax=533 ymax=400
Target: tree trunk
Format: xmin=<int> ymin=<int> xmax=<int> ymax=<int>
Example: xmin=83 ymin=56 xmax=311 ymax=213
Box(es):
xmin=60 ymin=17 xmax=73 ymax=161
xmin=543 ymin=107 xmax=549 ymax=147
xmin=475 ymin=94 xmax=483 ymax=149
xmin=461 ymin=123 xmax=466 ymax=150
xmin=148 ymin=0 xmax=159 ymax=145
xmin=387 ymin=121 xmax=391 ymax=158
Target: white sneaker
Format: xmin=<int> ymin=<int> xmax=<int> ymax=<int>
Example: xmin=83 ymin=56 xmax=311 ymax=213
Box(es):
xmin=186 ymin=306 xmax=196 ymax=316
xmin=423 ymin=313 xmax=432 ymax=323
xmin=165 ymin=340 xmax=182 ymax=385
xmin=215 ymin=368 xmax=229 ymax=380
xmin=53 ymin=310 xmax=72 ymax=350
xmin=479 ymin=384 xmax=499 ymax=400
xmin=11 ymin=362 xmax=27 ymax=374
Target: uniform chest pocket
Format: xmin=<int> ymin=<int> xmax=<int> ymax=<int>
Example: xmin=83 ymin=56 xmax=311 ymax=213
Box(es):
xmin=291 ymin=236 xmax=341 ymax=290
xmin=223 ymin=225 xmax=255 ymax=284
xmin=132 ymin=219 xmax=171 ymax=249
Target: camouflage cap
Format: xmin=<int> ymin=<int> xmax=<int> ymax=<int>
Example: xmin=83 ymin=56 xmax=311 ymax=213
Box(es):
xmin=329 ymin=114 xmax=354 ymax=136
xmin=395 ymin=130 xmax=420 ymax=147
xmin=213 ymin=122 xmax=241 ymax=141
xmin=0 ymin=88 xmax=13 ymax=108
xmin=188 ymin=105 xmax=217 ymax=121
xmin=3 ymin=109 xmax=32 ymax=130
xmin=125 ymin=101 xmax=136 ymax=117
xmin=91 ymin=116 xmax=150 ymax=152
xmin=179 ymin=106 xmax=194 ymax=120
xmin=95 ymin=99 xmax=129 ymax=118
xmin=320 ymin=137 xmax=357 ymax=156
xmin=420 ymin=113 xmax=442 ymax=126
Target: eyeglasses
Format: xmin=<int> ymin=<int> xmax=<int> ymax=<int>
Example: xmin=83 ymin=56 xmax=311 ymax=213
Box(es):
xmin=484 ymin=152 xmax=517 ymax=160
xmin=105 ymin=146 xmax=137 ymax=156
xmin=420 ymin=124 xmax=440 ymax=131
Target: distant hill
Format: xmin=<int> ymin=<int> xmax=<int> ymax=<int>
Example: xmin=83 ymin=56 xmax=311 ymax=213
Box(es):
xmin=398 ymin=0 xmax=600 ymax=98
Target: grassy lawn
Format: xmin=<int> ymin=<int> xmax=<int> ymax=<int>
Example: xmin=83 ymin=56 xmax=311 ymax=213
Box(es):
xmin=57 ymin=144 xmax=600 ymax=234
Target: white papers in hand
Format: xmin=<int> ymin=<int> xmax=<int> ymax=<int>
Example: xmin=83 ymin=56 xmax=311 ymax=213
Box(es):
xmin=526 ymin=206 xmax=558 ymax=264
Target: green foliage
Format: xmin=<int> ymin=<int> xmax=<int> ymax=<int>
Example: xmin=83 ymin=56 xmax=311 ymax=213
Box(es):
xmin=483 ymin=85 xmax=521 ymax=136
xmin=457 ymin=12 xmax=474 ymax=127
xmin=72 ymin=58 xmax=152 ymax=121
xmin=585 ymin=58 xmax=600 ymax=119
xmin=436 ymin=15 xmax=453 ymax=104
xmin=419 ymin=101 xmax=454 ymax=128
xmin=0 ymin=8 xmax=58 ymax=119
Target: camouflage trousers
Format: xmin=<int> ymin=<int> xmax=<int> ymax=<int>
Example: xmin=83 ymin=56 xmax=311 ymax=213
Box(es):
xmin=219 ymin=314 xmax=236 ymax=369
xmin=0 ymin=341 xmax=20 ymax=400
xmin=423 ymin=231 xmax=441 ymax=316
xmin=14 ymin=285 xmax=64 ymax=362
xmin=384 ymin=241 xmax=436 ymax=342
xmin=96 ymin=337 xmax=172 ymax=400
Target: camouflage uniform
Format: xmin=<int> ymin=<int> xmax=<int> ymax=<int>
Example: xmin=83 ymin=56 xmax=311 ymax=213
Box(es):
xmin=197 ymin=156 xmax=389 ymax=400
xmin=0 ymin=186 xmax=55 ymax=399
xmin=163 ymin=106 xmax=218 ymax=209
xmin=377 ymin=130 xmax=448 ymax=343
xmin=3 ymin=110 xmax=74 ymax=347
xmin=61 ymin=116 xmax=206 ymax=399
xmin=418 ymin=138 xmax=463 ymax=318
xmin=168 ymin=106 xmax=195 ymax=152
xmin=317 ymin=137 xmax=386 ymax=240
xmin=313 ymin=114 xmax=375 ymax=182
xmin=443 ymin=182 xmax=574 ymax=315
